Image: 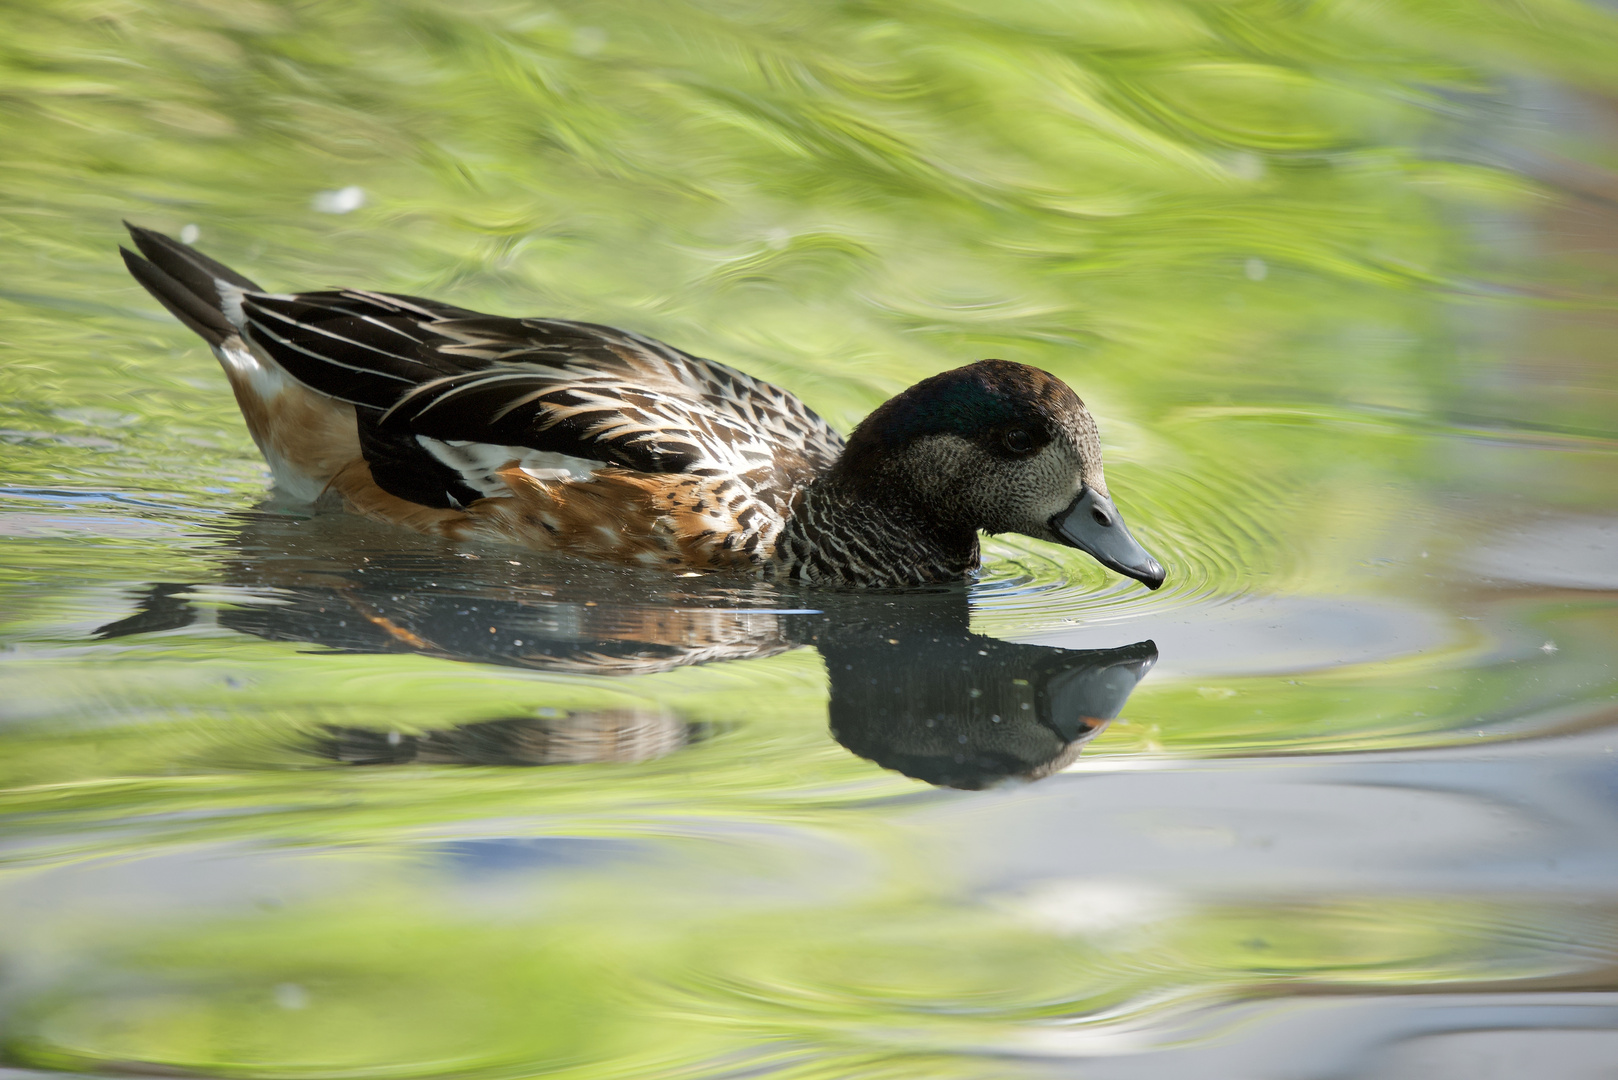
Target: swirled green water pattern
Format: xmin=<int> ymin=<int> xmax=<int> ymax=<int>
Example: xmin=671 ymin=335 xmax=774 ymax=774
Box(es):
xmin=4 ymin=0 xmax=1618 ymax=1077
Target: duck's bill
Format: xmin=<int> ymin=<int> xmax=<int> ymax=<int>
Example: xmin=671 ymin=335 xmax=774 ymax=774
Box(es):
xmin=1051 ymin=488 xmax=1166 ymax=590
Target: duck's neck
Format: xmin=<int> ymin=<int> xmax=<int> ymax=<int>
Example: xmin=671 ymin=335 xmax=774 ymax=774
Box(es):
xmin=771 ymin=474 xmax=979 ymax=586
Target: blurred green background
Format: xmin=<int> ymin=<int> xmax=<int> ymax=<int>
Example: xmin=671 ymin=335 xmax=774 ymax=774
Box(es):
xmin=3 ymin=0 xmax=1618 ymax=1076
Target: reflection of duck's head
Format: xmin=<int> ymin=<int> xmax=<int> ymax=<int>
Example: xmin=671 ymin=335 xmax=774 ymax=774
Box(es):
xmin=828 ymin=361 xmax=1164 ymax=590
xmin=822 ymin=635 xmax=1157 ymax=789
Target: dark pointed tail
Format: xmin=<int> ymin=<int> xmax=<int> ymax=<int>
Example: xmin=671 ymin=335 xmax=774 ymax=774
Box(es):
xmin=120 ymin=222 xmax=262 ymax=346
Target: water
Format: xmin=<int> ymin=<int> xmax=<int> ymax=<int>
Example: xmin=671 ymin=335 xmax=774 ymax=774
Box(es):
xmin=3 ymin=0 xmax=1618 ymax=1076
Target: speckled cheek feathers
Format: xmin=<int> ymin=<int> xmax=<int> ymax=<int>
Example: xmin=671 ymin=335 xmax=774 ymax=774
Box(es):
xmin=893 ymin=434 xmax=1092 ymax=539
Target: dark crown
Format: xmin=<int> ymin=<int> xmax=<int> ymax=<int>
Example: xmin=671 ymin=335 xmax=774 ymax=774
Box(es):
xmin=839 ymin=359 xmax=1081 ymax=464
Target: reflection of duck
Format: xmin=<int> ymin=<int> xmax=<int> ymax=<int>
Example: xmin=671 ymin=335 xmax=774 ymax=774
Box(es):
xmin=320 ymin=710 xmax=693 ymax=767
xmin=96 ymin=512 xmax=1157 ymax=787
xmin=121 ymin=225 xmax=1163 ymax=589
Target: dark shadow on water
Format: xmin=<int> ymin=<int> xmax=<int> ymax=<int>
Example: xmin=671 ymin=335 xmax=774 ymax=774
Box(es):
xmin=96 ymin=509 xmax=1158 ymax=789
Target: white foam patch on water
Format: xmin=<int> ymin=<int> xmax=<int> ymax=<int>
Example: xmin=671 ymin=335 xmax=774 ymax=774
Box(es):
xmin=1013 ymin=594 xmax=1457 ymax=679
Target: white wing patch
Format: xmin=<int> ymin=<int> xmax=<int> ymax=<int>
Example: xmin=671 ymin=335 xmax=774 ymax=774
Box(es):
xmin=417 ymin=436 xmax=606 ymax=498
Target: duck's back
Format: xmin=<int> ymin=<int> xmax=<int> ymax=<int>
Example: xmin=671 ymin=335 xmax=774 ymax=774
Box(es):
xmin=240 ymin=288 xmax=844 ymax=508
xmin=120 ymin=225 xmax=844 ymax=570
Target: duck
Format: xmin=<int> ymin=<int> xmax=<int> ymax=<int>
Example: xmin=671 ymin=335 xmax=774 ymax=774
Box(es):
xmin=119 ymin=223 xmax=1165 ymax=589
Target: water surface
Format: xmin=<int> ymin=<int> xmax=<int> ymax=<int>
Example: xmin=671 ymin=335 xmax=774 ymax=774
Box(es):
xmin=3 ymin=1 xmax=1618 ymax=1076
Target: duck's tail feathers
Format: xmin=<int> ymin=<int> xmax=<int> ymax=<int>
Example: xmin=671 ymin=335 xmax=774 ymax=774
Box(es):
xmin=120 ymin=222 xmax=262 ymax=347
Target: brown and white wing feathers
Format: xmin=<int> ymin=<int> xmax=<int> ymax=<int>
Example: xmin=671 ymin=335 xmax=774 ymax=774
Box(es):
xmin=233 ymin=291 xmax=843 ymax=509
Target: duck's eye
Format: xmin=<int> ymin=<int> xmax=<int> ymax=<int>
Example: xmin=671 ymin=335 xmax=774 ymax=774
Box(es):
xmin=1003 ymin=429 xmax=1033 ymax=454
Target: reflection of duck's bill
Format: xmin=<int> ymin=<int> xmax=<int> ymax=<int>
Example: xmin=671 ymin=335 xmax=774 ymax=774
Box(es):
xmin=1042 ymin=639 xmax=1158 ymax=742
xmin=1051 ymin=488 xmax=1166 ymax=590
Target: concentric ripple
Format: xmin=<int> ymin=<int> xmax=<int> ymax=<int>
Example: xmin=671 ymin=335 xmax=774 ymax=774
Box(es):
xmin=971 ymin=463 xmax=1294 ymax=640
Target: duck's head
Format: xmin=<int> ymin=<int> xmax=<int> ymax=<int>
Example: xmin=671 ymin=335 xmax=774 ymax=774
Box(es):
xmin=836 ymin=359 xmax=1165 ymax=590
